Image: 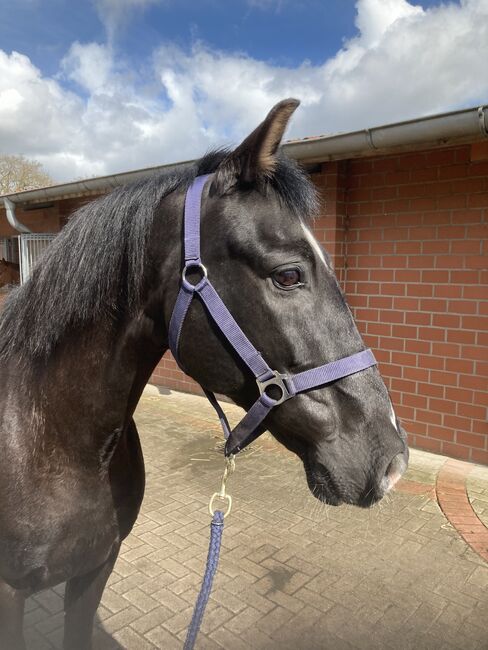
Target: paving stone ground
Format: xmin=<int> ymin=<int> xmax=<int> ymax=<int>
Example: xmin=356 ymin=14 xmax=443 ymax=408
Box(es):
xmin=24 ymin=389 xmax=488 ymax=650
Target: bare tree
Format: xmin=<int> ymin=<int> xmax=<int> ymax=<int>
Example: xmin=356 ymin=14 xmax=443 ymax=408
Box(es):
xmin=0 ymin=154 xmax=54 ymax=194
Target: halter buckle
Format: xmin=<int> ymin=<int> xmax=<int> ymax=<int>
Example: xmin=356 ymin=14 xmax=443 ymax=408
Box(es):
xmin=257 ymin=372 xmax=293 ymax=405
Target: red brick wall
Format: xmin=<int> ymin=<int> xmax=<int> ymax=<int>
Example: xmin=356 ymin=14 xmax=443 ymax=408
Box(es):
xmin=151 ymin=351 xmax=203 ymax=395
xmin=344 ymin=144 xmax=487 ymax=464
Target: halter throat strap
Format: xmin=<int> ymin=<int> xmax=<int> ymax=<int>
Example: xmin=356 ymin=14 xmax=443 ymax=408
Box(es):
xmin=168 ymin=175 xmax=377 ymax=456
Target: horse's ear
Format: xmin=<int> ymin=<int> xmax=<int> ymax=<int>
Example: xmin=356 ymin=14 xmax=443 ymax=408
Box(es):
xmin=211 ymin=98 xmax=299 ymax=194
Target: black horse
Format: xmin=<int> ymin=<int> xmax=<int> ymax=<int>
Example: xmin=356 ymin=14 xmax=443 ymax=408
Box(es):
xmin=0 ymin=100 xmax=408 ymax=649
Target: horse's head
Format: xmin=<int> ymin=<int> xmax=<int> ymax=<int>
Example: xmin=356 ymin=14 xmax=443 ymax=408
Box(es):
xmin=172 ymin=99 xmax=408 ymax=508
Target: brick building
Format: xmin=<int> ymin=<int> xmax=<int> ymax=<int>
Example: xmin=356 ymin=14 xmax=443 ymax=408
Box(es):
xmin=1 ymin=106 xmax=487 ymax=464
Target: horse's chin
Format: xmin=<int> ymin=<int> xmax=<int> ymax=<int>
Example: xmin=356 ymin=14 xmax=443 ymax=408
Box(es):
xmin=272 ymin=429 xmax=390 ymax=508
xmin=302 ymin=459 xmax=344 ymax=506
xmin=310 ymin=484 xmax=343 ymax=507
xmin=273 ymin=438 xmax=344 ymax=506
xmin=302 ymin=458 xmax=386 ymax=509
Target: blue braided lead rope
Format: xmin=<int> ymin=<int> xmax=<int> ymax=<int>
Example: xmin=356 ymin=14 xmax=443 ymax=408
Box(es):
xmin=183 ymin=510 xmax=225 ymax=650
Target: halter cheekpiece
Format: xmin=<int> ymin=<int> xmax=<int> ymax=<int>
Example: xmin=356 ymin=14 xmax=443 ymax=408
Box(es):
xmin=169 ymin=174 xmax=377 ymax=456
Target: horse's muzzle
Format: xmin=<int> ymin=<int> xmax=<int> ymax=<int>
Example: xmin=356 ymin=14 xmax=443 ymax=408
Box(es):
xmin=380 ymin=451 xmax=408 ymax=493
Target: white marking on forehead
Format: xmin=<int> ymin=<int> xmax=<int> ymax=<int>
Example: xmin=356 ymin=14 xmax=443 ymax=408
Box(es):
xmin=300 ymin=220 xmax=329 ymax=268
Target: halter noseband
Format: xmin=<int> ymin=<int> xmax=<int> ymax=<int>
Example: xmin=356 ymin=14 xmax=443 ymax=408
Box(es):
xmin=168 ymin=175 xmax=377 ymax=456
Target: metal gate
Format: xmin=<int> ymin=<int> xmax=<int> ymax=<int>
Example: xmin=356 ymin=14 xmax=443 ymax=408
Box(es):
xmin=17 ymin=234 xmax=56 ymax=284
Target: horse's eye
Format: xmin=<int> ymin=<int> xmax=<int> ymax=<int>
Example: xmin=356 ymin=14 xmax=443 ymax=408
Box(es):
xmin=272 ymin=268 xmax=301 ymax=289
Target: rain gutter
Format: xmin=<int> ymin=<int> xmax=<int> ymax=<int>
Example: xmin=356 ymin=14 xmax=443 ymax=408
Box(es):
xmin=0 ymin=160 xmax=191 ymax=210
xmin=283 ymin=105 xmax=488 ymax=163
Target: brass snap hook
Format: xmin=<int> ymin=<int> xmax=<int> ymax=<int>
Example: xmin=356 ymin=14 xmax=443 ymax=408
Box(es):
xmin=208 ymin=455 xmax=235 ymax=518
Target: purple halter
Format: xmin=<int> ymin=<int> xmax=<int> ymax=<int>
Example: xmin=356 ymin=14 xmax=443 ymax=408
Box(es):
xmin=169 ymin=175 xmax=377 ymax=456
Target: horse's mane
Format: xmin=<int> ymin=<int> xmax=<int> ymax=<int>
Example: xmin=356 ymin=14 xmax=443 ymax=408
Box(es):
xmin=0 ymin=150 xmax=317 ymax=361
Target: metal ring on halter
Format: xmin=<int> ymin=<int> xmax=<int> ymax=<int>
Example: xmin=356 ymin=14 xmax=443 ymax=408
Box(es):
xmin=256 ymin=371 xmax=292 ymax=406
xmin=209 ymin=493 xmax=232 ymax=518
xmin=182 ymin=262 xmax=208 ymax=292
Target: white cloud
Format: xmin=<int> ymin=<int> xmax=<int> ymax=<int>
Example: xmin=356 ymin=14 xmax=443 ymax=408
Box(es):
xmin=62 ymin=42 xmax=114 ymax=93
xmin=0 ymin=51 xmax=83 ymax=159
xmin=355 ymin=0 xmax=423 ymax=47
xmin=1 ymin=0 xmax=487 ymax=183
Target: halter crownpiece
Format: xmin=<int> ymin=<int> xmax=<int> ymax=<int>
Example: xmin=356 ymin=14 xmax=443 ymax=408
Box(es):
xmin=168 ymin=175 xmax=377 ymax=456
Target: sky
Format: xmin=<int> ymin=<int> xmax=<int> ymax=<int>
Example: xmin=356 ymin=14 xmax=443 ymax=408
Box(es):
xmin=0 ymin=0 xmax=487 ymax=183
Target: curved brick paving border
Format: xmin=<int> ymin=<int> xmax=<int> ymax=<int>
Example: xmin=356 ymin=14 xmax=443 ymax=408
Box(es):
xmin=467 ymin=468 xmax=488 ymax=529
xmin=436 ymin=458 xmax=488 ymax=563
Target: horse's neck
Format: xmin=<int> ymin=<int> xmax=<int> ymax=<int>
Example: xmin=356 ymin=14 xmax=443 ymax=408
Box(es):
xmin=11 ymin=193 xmax=180 ymax=445
xmin=29 ymin=315 xmax=168 ymax=442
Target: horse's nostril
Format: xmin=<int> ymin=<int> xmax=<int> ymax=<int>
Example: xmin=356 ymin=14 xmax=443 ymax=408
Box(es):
xmin=381 ymin=452 xmax=407 ymax=492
